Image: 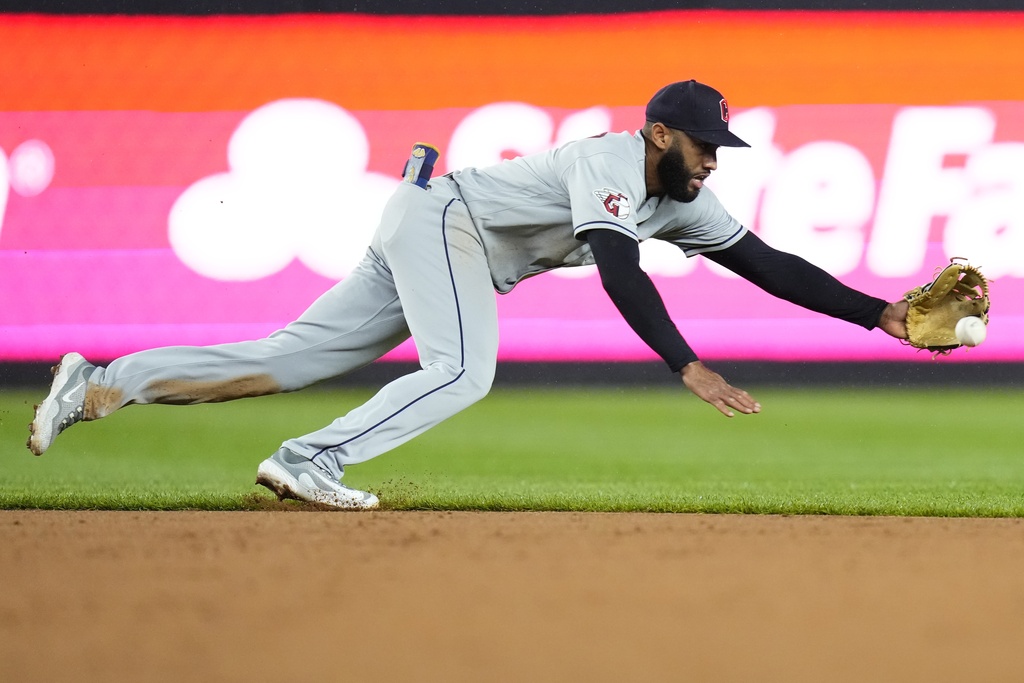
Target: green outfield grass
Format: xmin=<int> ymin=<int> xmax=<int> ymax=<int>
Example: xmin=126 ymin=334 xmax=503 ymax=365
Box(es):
xmin=1 ymin=385 xmax=1022 ymax=516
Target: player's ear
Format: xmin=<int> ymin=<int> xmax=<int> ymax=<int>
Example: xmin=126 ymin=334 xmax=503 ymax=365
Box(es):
xmin=648 ymin=122 xmax=674 ymax=151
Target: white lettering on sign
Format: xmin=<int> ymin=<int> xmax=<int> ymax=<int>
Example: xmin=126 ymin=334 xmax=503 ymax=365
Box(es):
xmin=760 ymin=141 xmax=875 ymax=276
xmin=714 ymin=105 xmax=1023 ymax=281
xmin=8 ymin=140 xmax=55 ymax=198
xmin=703 ymin=107 xmax=783 ymax=280
xmin=707 ymin=107 xmax=782 ymax=233
xmin=447 ymin=103 xmax=612 ymax=171
xmin=0 ymin=147 xmax=7 ymax=243
xmin=639 ymin=239 xmax=697 ymax=277
xmin=868 ymin=107 xmax=996 ymax=276
xmin=945 ymin=142 xmax=1024 ymax=278
xmin=169 ymin=99 xmax=397 ymax=281
xmin=165 ymin=99 xmax=1024 ymax=282
xmin=447 ymin=103 xmax=553 ymax=171
xmin=0 ymin=139 xmax=55 ymax=245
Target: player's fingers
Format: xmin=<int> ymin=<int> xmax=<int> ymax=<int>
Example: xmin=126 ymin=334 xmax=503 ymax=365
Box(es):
xmin=710 ymin=398 xmax=735 ymax=418
xmin=723 ymin=390 xmax=760 ymax=416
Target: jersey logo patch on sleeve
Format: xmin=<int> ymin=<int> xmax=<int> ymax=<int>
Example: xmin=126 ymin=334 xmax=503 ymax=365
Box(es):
xmin=593 ymin=187 xmax=631 ymax=220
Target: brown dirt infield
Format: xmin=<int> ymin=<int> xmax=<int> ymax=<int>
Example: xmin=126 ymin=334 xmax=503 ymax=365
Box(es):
xmin=2 ymin=511 xmax=1023 ymax=682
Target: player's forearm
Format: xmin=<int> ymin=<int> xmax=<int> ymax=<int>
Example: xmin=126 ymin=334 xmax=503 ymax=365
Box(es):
xmin=585 ymin=229 xmax=699 ymax=372
xmin=602 ymin=269 xmax=699 ymax=371
xmin=705 ymin=232 xmax=888 ymax=329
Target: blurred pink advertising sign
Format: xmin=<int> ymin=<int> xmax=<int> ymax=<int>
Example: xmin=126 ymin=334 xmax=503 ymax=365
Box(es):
xmin=3 ymin=100 xmax=1021 ymax=363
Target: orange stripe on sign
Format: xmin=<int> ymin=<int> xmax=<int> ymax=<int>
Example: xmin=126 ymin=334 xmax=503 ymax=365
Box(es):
xmin=2 ymin=11 xmax=1023 ymax=111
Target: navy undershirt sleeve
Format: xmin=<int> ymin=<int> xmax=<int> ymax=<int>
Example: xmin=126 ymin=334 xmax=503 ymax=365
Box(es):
xmin=585 ymin=228 xmax=698 ymax=372
xmin=702 ymin=232 xmax=889 ymax=330
xmin=584 ymin=228 xmax=889 ymax=373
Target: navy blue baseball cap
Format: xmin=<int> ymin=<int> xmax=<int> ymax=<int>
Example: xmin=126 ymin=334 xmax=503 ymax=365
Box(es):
xmin=645 ymin=80 xmax=750 ymax=148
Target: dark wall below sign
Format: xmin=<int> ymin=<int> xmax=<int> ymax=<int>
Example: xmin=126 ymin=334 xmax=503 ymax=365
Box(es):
xmin=2 ymin=361 xmax=1021 ymax=389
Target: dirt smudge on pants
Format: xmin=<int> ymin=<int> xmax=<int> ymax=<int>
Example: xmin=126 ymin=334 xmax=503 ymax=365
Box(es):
xmin=84 ymin=384 xmax=124 ymax=421
xmin=142 ymin=374 xmax=281 ymax=405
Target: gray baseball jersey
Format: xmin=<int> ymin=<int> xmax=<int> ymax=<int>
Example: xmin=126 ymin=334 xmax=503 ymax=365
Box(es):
xmin=452 ymin=130 xmax=746 ymax=292
xmin=80 ymin=129 xmax=747 ymax=482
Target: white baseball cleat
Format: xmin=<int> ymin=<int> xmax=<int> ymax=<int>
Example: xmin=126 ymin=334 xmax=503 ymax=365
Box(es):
xmin=256 ymin=447 xmax=379 ymax=510
xmin=27 ymin=352 xmax=96 ymax=456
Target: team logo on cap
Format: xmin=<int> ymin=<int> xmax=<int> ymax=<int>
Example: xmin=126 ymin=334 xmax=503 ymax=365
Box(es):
xmin=594 ymin=188 xmax=631 ymax=219
xmin=720 ymin=98 xmax=730 ymax=123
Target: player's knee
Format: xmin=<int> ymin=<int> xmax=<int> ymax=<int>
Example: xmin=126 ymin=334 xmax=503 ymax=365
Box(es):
xmin=426 ymin=360 xmax=493 ymax=407
xmin=461 ymin=363 xmax=495 ymax=405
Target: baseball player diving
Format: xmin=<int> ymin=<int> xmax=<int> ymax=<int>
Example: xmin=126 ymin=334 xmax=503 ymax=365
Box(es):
xmin=28 ymin=80 xmax=914 ymax=509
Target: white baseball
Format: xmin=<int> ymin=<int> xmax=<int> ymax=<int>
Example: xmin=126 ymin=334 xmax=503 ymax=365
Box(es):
xmin=954 ymin=316 xmax=987 ymax=346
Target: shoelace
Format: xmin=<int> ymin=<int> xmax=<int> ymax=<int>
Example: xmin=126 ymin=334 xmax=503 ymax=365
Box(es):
xmin=57 ymin=406 xmax=85 ymax=434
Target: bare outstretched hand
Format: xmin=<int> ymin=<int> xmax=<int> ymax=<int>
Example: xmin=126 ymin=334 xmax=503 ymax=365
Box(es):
xmin=681 ymin=361 xmax=761 ymax=418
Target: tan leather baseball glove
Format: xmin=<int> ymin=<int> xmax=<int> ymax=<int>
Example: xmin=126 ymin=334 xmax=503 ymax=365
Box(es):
xmin=903 ymin=259 xmax=990 ymax=356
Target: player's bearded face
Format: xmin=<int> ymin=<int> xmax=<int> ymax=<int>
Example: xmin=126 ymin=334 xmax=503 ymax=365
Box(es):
xmin=657 ymin=142 xmax=701 ymax=204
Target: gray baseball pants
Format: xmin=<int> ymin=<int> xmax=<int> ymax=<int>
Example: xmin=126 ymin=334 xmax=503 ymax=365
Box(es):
xmin=86 ymin=178 xmax=498 ymax=479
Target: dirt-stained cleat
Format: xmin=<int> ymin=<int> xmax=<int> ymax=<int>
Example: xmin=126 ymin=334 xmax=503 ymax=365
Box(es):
xmin=27 ymin=352 xmax=96 ymax=456
xmin=256 ymin=447 xmax=379 ymax=510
